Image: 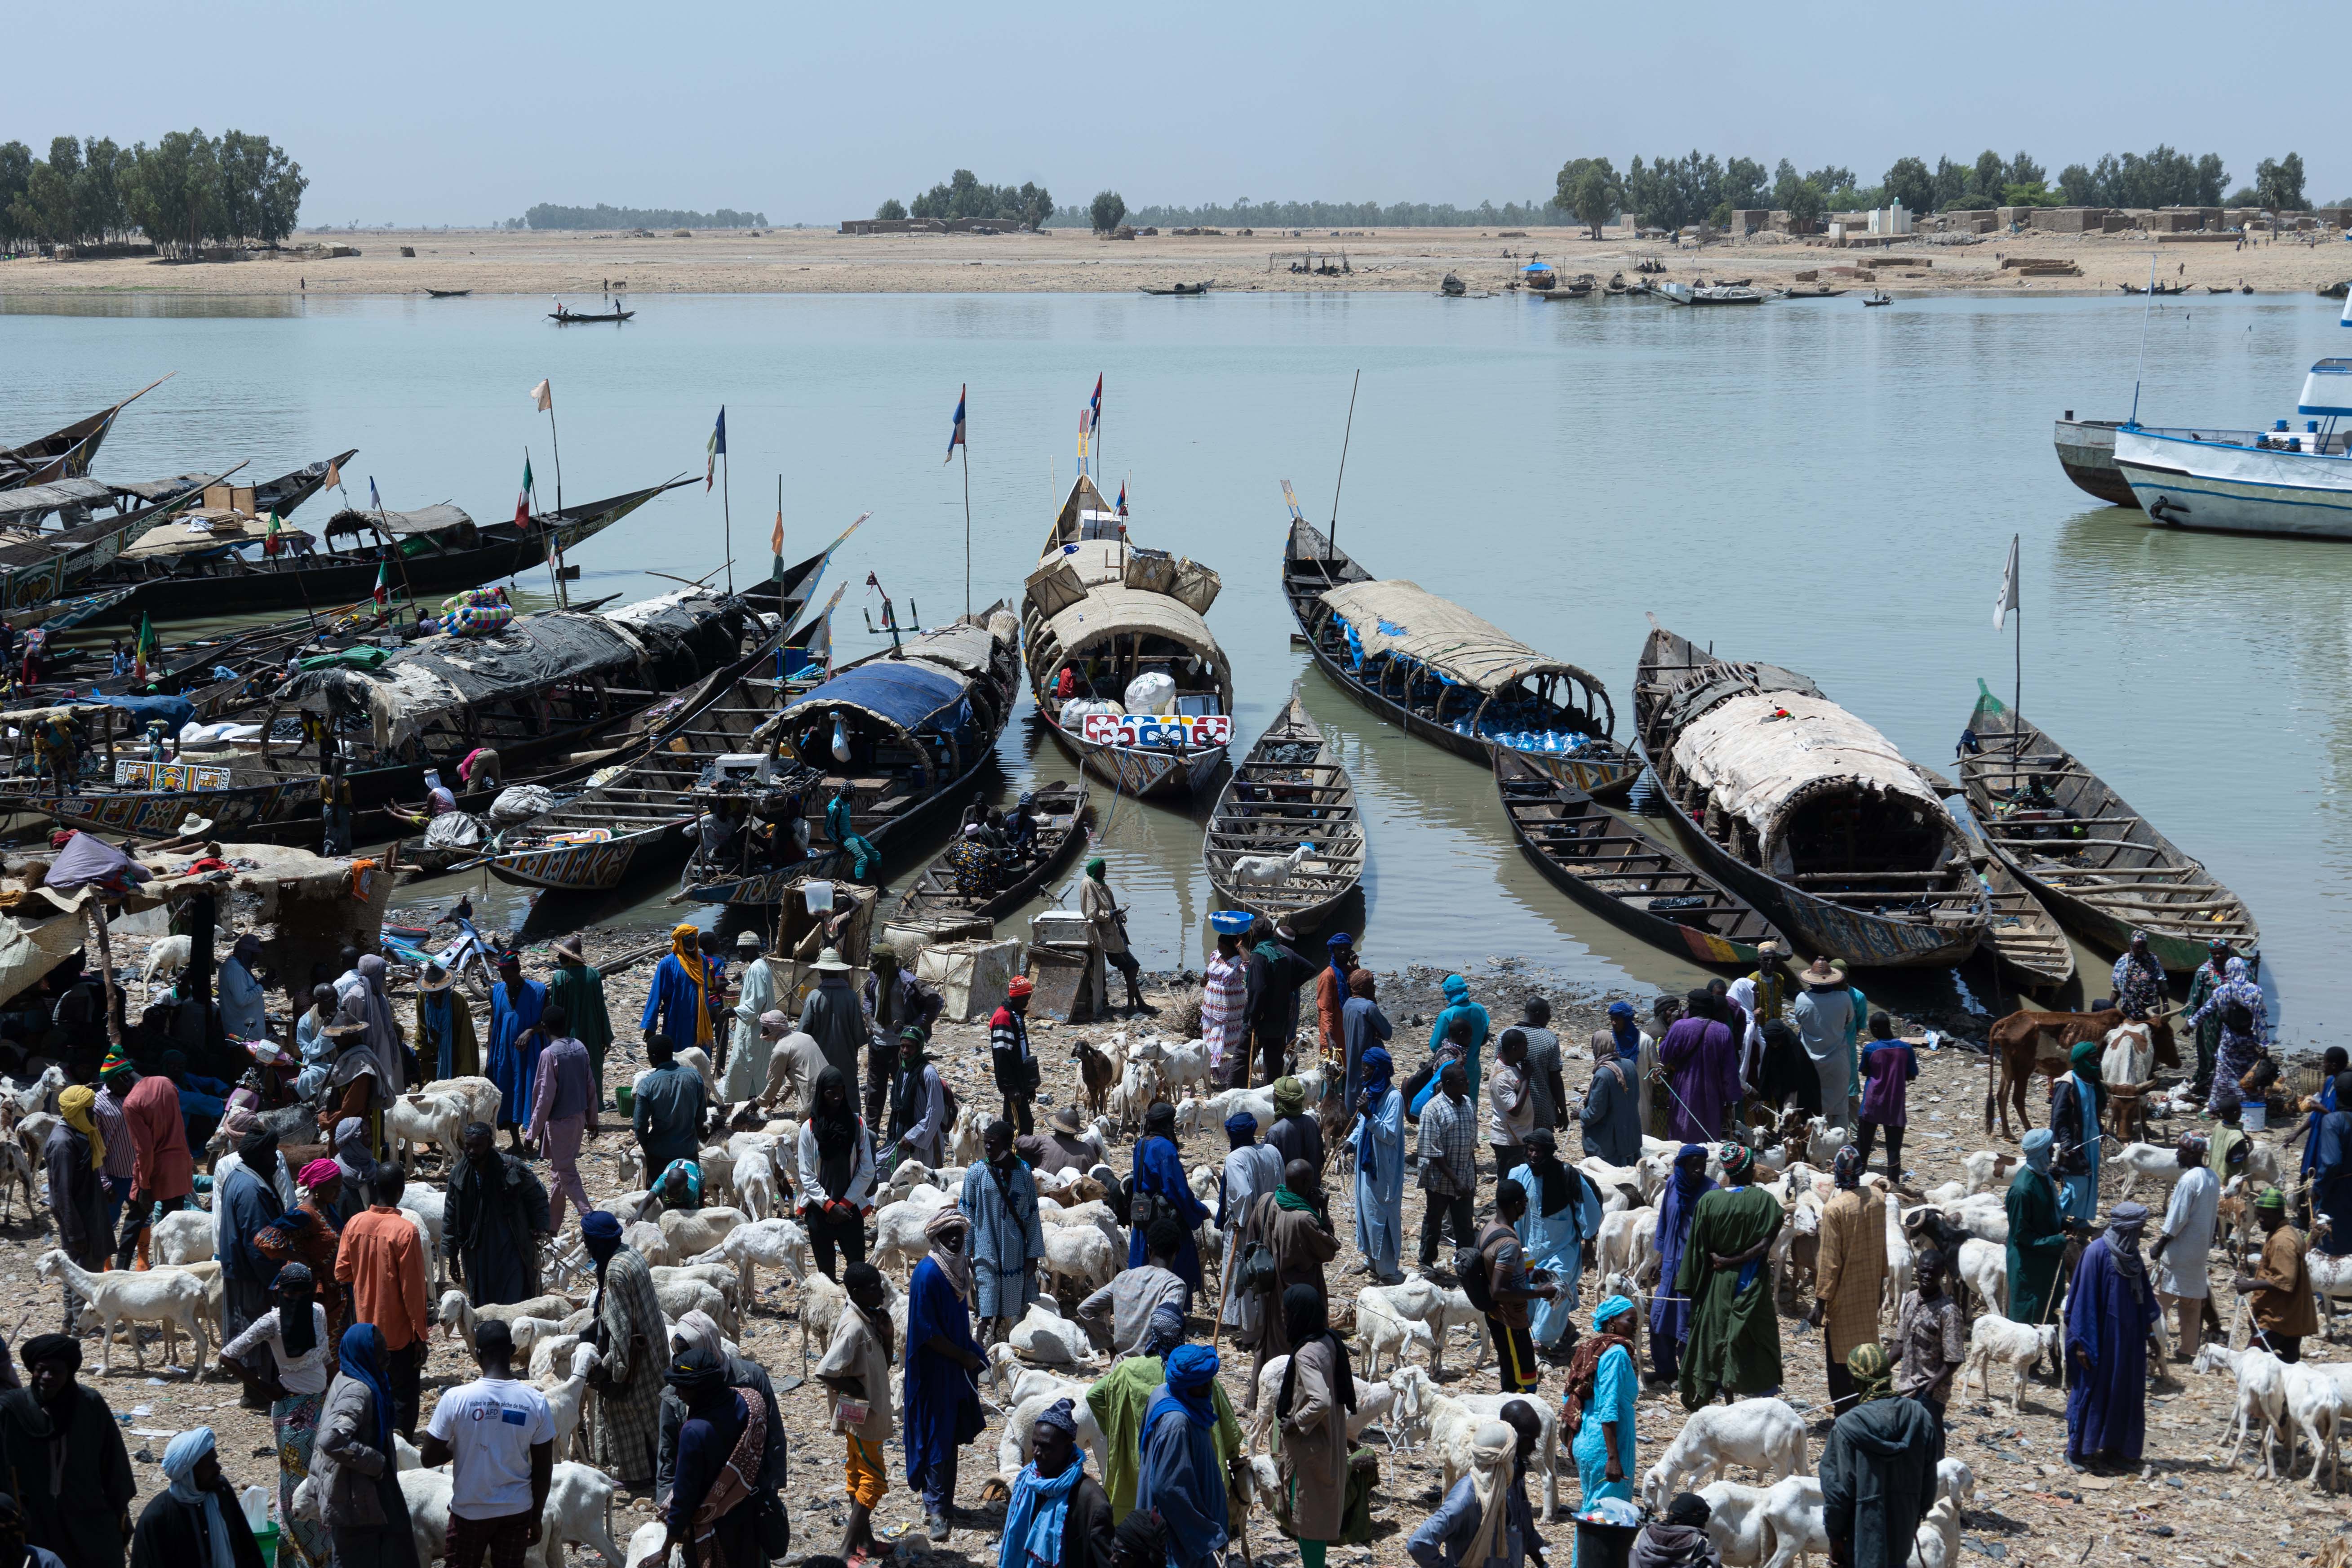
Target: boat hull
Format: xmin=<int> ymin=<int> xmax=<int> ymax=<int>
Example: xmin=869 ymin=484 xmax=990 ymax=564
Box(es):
xmin=1044 ymin=719 xmax=1227 ymax=798
xmin=489 ymin=822 xmax=690 ymax=892
xmin=2114 ymin=428 xmax=2352 ymax=539
xmin=2052 ymin=420 xmax=2139 ymax=507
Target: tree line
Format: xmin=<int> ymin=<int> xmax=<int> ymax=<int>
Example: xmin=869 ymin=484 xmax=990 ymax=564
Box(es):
xmin=873 ymin=170 xmax=1055 ymax=230
xmin=1555 ymin=144 xmax=2316 ymax=239
xmin=0 ymin=130 xmax=306 ymax=251
xmin=519 ymin=203 xmax=768 ymax=230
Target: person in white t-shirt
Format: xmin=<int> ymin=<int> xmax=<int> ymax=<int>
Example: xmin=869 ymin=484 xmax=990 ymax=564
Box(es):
xmin=420 ymin=1319 xmax=553 ymax=1568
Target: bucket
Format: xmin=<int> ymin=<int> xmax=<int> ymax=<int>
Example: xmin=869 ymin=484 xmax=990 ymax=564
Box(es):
xmin=2241 ymin=1101 xmax=2268 ymax=1133
xmin=253 ymin=1522 xmax=280 ymax=1568
xmin=615 ymin=1085 xmax=635 ymax=1117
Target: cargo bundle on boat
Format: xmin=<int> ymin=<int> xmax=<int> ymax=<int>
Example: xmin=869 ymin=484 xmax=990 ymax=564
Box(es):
xmin=1957 ymin=685 xmax=2255 ymax=972
xmin=80 ymin=478 xmax=690 ymax=622
xmin=485 ymin=534 xmax=857 ymax=894
xmin=1633 ymin=619 xmax=1989 ymax=968
xmin=4 ymin=590 xmax=755 ymax=842
xmin=1282 ymin=517 xmax=1639 ymax=796
xmin=681 ymin=607 xmax=1022 ymax=906
xmin=1022 ymin=476 xmax=1232 ymax=799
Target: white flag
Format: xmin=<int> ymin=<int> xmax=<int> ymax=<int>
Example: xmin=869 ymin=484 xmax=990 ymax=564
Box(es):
xmin=1994 ymin=533 xmax=2019 ymax=630
xmin=529 ymin=378 xmax=552 ymax=412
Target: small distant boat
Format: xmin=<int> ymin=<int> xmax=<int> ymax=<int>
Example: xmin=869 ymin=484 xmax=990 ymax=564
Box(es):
xmin=425 ymin=289 xmax=471 ymax=298
xmin=551 ymin=304 xmax=633 ymax=324
xmin=1203 ymin=692 xmax=1365 ymax=932
xmin=1497 ymin=751 xmax=1786 ymax=968
xmin=2118 ymin=281 xmax=2186 ymax=296
xmin=1604 ymin=271 xmax=1629 ymax=295
xmin=1520 ymin=259 xmax=1557 ymax=290
xmin=1439 ymin=273 xmax=1467 ymax=297
xmin=1656 ymin=281 xmax=1763 ymax=306
xmin=1779 ymin=284 xmax=1846 ymax=299
xmin=1139 ymin=280 xmax=1213 ymax=297
xmin=889 ymin=780 xmax=1091 ymax=940
xmin=1957 ymin=684 xmax=2256 ymax=971
xmin=1863 ymin=292 xmax=1893 ymax=306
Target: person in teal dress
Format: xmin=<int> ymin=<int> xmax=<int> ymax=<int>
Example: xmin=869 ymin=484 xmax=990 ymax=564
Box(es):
xmin=1567 ymin=1295 xmax=1638 ymax=1566
xmin=1508 ymin=1129 xmax=1603 ymax=1357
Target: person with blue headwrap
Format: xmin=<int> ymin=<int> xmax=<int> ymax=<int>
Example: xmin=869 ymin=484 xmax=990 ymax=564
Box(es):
xmin=1427 ymin=975 xmax=1491 ymax=1101
xmin=2006 ymin=1128 xmax=2073 ymax=1328
xmin=998 ymin=1398 xmax=1114 ymax=1568
xmin=314 ymin=1324 xmax=417 ymax=1568
xmin=1648 ymin=1146 xmax=1712 ymax=1384
xmin=1086 ymin=1305 xmax=1245 ymax=1526
xmin=1508 ymin=1128 xmax=1603 ymax=1355
xmin=130 ymin=1429 xmax=262 ymax=1568
xmin=1347 ymin=1045 xmax=1407 ymax=1284
xmin=1128 ymin=1105 xmax=1208 ymax=1288
xmin=1567 ymin=1297 xmax=1639 ymax=1566
xmin=1136 ymin=1345 xmax=1231 ymax=1568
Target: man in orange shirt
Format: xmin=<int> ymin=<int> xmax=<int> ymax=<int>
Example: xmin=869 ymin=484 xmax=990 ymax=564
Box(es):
xmin=108 ymin=1056 xmax=194 ymax=1269
xmin=1314 ymin=933 xmax=1355 ymax=1081
xmin=336 ymin=1166 xmax=432 ymax=1437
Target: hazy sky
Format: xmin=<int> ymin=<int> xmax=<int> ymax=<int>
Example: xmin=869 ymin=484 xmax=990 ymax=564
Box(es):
xmin=8 ymin=3 xmax=2341 ymax=227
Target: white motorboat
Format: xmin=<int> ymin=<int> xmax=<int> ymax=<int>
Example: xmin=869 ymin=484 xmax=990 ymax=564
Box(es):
xmin=2112 ymin=358 xmax=2352 ymax=537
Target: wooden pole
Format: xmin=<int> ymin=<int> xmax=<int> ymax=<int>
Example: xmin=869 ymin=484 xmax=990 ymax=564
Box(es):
xmin=723 ymin=444 xmax=734 ymax=597
xmin=961 ymin=443 xmax=972 ymax=619
xmin=82 ymin=904 xmax=122 ymax=1051
xmin=1327 ymin=369 xmax=1360 ymax=563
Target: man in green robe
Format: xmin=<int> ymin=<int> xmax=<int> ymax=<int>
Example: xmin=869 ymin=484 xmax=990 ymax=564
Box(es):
xmin=2005 ymin=1127 xmax=2073 ymax=1328
xmin=547 ymin=939 xmax=615 ymax=1106
xmin=1673 ymin=1140 xmax=1784 ymax=1410
xmin=1086 ymin=1306 xmax=1244 ymax=1521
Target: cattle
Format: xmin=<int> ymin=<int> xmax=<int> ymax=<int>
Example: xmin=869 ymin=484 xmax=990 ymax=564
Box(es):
xmin=1983 ymin=1007 xmax=2173 ymax=1142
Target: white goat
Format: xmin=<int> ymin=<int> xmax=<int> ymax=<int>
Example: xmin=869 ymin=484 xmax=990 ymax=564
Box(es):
xmin=2194 ymin=1341 xmax=2290 ymax=1478
xmin=1960 ymin=1316 xmax=2060 ymax=1416
xmin=692 ymin=1217 xmax=811 ymax=1308
xmin=40 ymin=1249 xmax=208 ymax=1375
xmin=1008 ymin=1298 xmax=1100 ymax=1366
xmin=1952 ymin=1237 xmax=2007 ymax=1319
xmin=151 ymin=1208 xmax=214 ymax=1265
xmin=1641 ymin=1399 xmax=1810 ymax=1507
xmin=537 ymin=1342 xmax=603 ymax=1460
xmin=1351 ymin=1293 xmax=1436 ymax=1375
xmin=1227 ymin=842 xmax=1314 ymax=886
xmin=2112 ymin=1141 xmax=2189 ymax=1202
xmin=438 ymin=1290 xmax=578 ymax=1350
xmin=388 ymin=1091 xmax=469 ymax=1163
xmin=2281 ymin=1360 xmax=2344 ymax=1492
xmin=1696 ymin=1479 xmax=1775 ymax=1568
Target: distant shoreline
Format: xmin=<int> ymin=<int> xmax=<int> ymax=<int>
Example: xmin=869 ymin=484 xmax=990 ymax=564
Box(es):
xmin=4 ymin=222 xmax=2345 ymax=300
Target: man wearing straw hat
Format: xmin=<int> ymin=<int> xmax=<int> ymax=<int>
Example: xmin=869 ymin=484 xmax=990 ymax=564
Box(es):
xmin=414 ymin=961 xmax=479 ymax=1082
xmin=721 ymin=930 xmax=777 ymax=1105
xmin=546 ymin=938 xmax=614 ymax=1103
xmin=799 ymin=946 xmax=865 ymax=1087
xmin=1790 ymin=957 xmax=1857 ymax=1121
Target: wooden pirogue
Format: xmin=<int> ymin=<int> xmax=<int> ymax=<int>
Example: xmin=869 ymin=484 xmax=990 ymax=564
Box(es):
xmin=1957 ymin=684 xmax=2256 ymax=972
xmin=1203 ymin=692 xmax=1365 ymax=931
xmin=1961 ymin=827 xmax=2077 ymax=992
xmin=1022 ymin=475 xmax=1234 ymax=799
xmin=1633 ymin=617 xmax=1988 ymax=968
xmin=1496 ymin=751 xmax=1785 ymax=968
xmin=1280 ymin=515 xmax=1640 ymax=797
xmin=889 ymin=780 xmax=1092 ymax=941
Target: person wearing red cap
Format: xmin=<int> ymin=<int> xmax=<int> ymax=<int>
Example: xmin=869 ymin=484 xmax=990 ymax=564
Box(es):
xmin=990 ymin=977 xmax=1039 ymax=1135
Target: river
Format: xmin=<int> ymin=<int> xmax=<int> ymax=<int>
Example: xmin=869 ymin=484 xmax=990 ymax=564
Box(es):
xmin=2 ymin=284 xmax=2339 ymax=1041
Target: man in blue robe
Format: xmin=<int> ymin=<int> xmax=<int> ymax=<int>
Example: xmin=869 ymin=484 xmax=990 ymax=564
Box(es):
xmin=1347 ymin=1046 xmax=1406 ymax=1284
xmin=2311 ymin=1070 xmax=2352 ymax=1255
xmin=1129 ymin=1102 xmax=1209 ymax=1288
xmin=487 ymin=954 xmax=547 ymax=1149
xmin=641 ymin=923 xmax=716 ymax=1059
xmin=2064 ymin=1200 xmax=2162 ymax=1472
xmin=1136 ymin=1344 xmax=1230 ymax=1568
xmin=960 ymin=1119 xmax=1047 ymax=1341
xmin=1650 ymin=1145 xmax=1713 ymax=1384
xmin=903 ymin=1208 xmax=987 ymax=1541
xmin=1509 ymin=1128 xmax=1604 ymax=1356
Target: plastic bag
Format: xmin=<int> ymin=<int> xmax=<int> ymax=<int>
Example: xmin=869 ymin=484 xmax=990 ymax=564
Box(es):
xmin=1123 ymin=671 xmax=1176 ymax=715
xmin=488 ymin=784 xmax=556 ymax=824
xmin=423 ymin=811 xmax=486 ymax=848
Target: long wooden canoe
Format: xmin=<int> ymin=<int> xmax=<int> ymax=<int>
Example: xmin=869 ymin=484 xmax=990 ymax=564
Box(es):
xmin=1203 ymin=692 xmax=1366 ymax=931
xmin=888 ymin=780 xmax=1091 ymax=940
xmin=1956 ymin=685 xmax=2255 ymax=972
xmin=1496 ymin=751 xmax=1784 ymax=968
xmin=1962 ymin=829 xmax=2077 ymax=992
xmin=1281 ymin=516 xmax=1640 ymax=797
xmin=1632 ymin=618 xmax=1988 ymax=968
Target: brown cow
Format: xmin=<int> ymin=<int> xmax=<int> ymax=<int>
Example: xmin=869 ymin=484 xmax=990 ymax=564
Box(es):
xmin=1984 ymin=1007 xmax=2179 ymax=1142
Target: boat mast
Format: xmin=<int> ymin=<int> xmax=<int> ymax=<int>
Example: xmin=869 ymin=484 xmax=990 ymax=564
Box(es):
xmin=1327 ymin=369 xmax=1360 ymax=564
xmin=2127 ymin=249 xmax=2159 ymax=426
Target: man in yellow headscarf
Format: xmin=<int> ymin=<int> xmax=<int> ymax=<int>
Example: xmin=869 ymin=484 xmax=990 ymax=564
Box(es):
xmin=640 ymin=923 xmax=714 ymax=1052
xmin=47 ymin=1087 xmax=110 ymax=1326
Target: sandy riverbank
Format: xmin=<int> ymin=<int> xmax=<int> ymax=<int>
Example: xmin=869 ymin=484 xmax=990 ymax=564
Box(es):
xmin=6 ymin=223 xmax=2351 ymax=300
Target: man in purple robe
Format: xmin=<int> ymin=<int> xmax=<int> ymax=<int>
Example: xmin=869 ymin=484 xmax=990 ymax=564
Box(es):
xmin=2064 ymin=1200 xmax=2162 ymax=1471
xmin=1658 ymin=990 xmax=1740 ymax=1143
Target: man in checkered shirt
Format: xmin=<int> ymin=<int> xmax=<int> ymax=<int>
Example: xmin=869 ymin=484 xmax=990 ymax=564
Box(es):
xmin=1416 ymin=1061 xmax=1479 ymax=1268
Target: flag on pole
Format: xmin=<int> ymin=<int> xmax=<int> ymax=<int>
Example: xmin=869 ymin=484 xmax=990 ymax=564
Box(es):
xmin=945 ymin=386 xmax=967 ymax=462
xmin=1115 ymin=480 xmax=1127 ymax=517
xmin=372 ymin=558 xmax=390 ymax=608
xmin=530 ymin=378 xmax=552 ymax=412
xmin=771 ymin=502 xmax=785 ymax=579
xmin=132 ymin=613 xmax=157 ymax=682
xmin=1994 ymin=533 xmax=2019 ymax=630
xmin=263 ymin=509 xmax=283 ymax=558
xmin=706 ymin=408 xmax=726 ymax=490
xmin=368 ymin=477 xmax=382 ymax=515
xmin=1090 ymin=374 xmax=1103 ymax=433
xmin=323 ymin=456 xmax=342 ymax=492
xmin=515 ymin=454 xmax=536 ymax=528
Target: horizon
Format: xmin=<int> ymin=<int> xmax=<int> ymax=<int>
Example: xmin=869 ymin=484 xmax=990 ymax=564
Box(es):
xmin=3 ymin=2 xmax=2342 ymax=232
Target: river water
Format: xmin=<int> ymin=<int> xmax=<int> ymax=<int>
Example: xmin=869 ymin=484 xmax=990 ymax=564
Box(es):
xmin=2 ymin=285 xmax=2341 ymax=1042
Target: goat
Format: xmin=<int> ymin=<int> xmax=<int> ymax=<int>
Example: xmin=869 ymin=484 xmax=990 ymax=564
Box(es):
xmin=1960 ymin=1316 xmax=2060 ymax=1415
xmin=733 ymin=1154 xmax=778 ymax=1220
xmin=388 ymin=1091 xmax=469 ymax=1164
xmin=1458 ymin=1388 xmax=1562 ymax=1520
xmin=2112 ymin=1141 xmax=2190 ymax=1202
xmin=1757 ymin=1475 xmax=1824 ymax=1568
xmin=537 ymin=1342 xmax=602 ymax=1460
xmin=1350 ymin=1293 xmax=1436 ymax=1375
xmin=1041 ymin=1224 xmax=1117 ymax=1296
xmin=793 ymin=1263 xmax=845 ymax=1374
xmin=1358 ymin=1272 xmax=1489 ymax=1377
xmin=1400 ymin=1375 xmax=1562 ymax=1522
xmin=692 ymin=1217 xmax=811 ymax=1309
xmin=152 ymin=1207 xmax=214 ymax=1265
xmin=1071 ymin=1038 xmax=1117 ymax=1119
xmin=2194 ymin=1341 xmax=2290 ymax=1478
xmin=1229 ymin=842 xmax=1315 ymax=887
xmin=142 ymin=935 xmax=192 ymax=986
xmin=1640 ymin=1399 xmax=1810 ymax=1507
xmin=1952 ymin=1237 xmax=2007 ymax=1320
xmin=996 ymin=1388 xmax=1111 ymax=1478
xmin=1932 ymin=1193 xmax=2009 ymax=1246
xmin=397 ymin=1187 xmax=448 ymax=1292
xmin=622 ymin=1219 xmax=672 ymax=1266
xmin=1595 ymin=1206 xmax=1659 ymax=1284
xmin=40 ymin=1249 xmax=208 ymax=1375
xmin=1961 ymin=1149 xmax=2018 ymax=1196
xmin=873 ymin=1190 xmax=957 ymax=1276
xmin=416 ymin=1075 xmax=503 ymax=1133
xmin=1910 ymin=1490 xmax=1966 ymax=1568
xmin=1695 ymin=1479 xmax=1775 ymax=1568
xmin=1008 ymin=1298 xmax=1101 ymax=1366
xmin=651 ymin=1277 xmax=732 ymax=1336
xmin=2281 ymin=1361 xmax=2344 ymax=1492
xmin=438 ymin=1290 xmax=577 ymax=1350
xmin=1243 ymin=1356 xmax=1410 ymax=1454
xmin=657 ymin=1205 xmax=745 ymax=1265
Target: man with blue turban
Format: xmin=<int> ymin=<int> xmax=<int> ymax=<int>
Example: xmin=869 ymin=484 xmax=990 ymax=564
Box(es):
xmin=1136 ymin=1346 xmax=1231 ymax=1568
xmin=1347 ymin=1045 xmax=1407 ymax=1285
xmin=2005 ymin=1128 xmax=2074 ymax=1329
xmin=1088 ymin=1311 xmax=1243 ymax=1526
xmin=131 ymin=1428 xmax=263 ymax=1568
